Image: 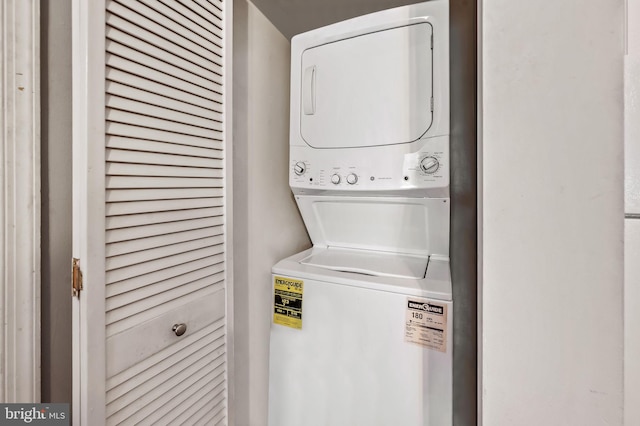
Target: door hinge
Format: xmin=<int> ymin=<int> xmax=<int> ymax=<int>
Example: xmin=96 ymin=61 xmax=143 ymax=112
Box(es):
xmin=431 ymin=34 xmax=433 ymax=50
xmin=72 ymin=258 xmax=83 ymax=298
xmin=430 ymin=97 xmax=434 ymax=112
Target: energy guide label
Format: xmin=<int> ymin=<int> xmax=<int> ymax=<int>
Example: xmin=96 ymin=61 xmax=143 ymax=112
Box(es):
xmin=405 ymin=298 xmax=447 ymax=352
xmin=273 ymin=276 xmax=303 ymax=329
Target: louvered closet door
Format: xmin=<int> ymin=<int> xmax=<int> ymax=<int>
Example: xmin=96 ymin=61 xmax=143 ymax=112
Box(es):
xmin=72 ymin=1 xmax=231 ymax=425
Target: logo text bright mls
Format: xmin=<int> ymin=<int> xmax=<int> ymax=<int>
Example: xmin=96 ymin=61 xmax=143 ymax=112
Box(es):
xmin=3 ymin=406 xmax=67 ymax=423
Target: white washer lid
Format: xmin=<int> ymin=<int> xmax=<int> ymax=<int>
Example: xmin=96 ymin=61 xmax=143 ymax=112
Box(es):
xmin=295 ymin=195 xmax=450 ymax=257
xmin=299 ymin=247 xmax=428 ymax=279
xmin=272 ymin=247 xmax=452 ymax=300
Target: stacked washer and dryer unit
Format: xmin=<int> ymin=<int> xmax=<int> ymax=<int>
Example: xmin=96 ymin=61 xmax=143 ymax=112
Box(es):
xmin=268 ymin=2 xmax=451 ymax=425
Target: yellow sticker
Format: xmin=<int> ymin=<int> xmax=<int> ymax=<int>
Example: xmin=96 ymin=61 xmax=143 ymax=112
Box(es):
xmin=273 ymin=276 xmax=303 ymax=329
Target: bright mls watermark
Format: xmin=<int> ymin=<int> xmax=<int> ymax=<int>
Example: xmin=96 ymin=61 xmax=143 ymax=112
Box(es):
xmin=0 ymin=404 xmax=69 ymax=425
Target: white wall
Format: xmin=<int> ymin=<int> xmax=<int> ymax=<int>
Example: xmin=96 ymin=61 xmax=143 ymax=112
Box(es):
xmin=0 ymin=0 xmax=41 ymax=403
xmin=625 ymin=1 xmax=640 ymax=425
xmin=40 ymin=0 xmax=73 ymax=403
xmin=626 ymin=221 xmax=640 ymax=426
xmin=627 ymin=2 xmax=640 ymax=213
xmin=481 ymin=1 xmax=624 ymax=424
xmin=233 ymin=2 xmax=311 ymax=425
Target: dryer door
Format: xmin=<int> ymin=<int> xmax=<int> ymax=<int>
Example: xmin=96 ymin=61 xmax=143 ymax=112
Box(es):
xmin=300 ymin=23 xmax=433 ymax=149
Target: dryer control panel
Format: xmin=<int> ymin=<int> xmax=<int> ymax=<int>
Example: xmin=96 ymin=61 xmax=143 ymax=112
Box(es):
xmin=288 ymin=1 xmax=449 ymax=197
xmin=290 ymin=136 xmax=449 ymax=192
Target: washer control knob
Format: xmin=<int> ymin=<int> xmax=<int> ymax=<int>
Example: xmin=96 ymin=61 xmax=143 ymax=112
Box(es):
xmin=420 ymin=156 xmax=440 ymax=174
xmin=331 ymin=174 xmax=341 ymax=185
xmin=294 ymin=162 xmax=306 ymax=175
xmin=346 ymin=173 xmax=358 ymax=185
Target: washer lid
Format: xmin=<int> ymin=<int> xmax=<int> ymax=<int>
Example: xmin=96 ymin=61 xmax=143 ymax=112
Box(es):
xmin=299 ymin=247 xmax=429 ymax=279
xmin=300 ymin=22 xmax=433 ymax=149
xmin=272 ymin=247 xmax=452 ymax=300
xmin=295 ymin=195 xmax=449 ymax=257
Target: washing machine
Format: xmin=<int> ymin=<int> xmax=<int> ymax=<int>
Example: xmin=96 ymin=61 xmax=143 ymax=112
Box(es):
xmin=268 ymin=2 xmax=451 ymax=425
xmin=269 ymin=246 xmax=453 ymax=426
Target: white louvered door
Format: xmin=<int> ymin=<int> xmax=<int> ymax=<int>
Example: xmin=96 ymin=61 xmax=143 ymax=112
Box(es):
xmin=72 ymin=1 xmax=232 ymax=425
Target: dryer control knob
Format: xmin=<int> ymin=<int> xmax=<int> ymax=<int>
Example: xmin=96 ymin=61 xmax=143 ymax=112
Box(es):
xmin=346 ymin=173 xmax=358 ymax=185
xmin=331 ymin=174 xmax=341 ymax=185
xmin=420 ymin=156 xmax=440 ymax=174
xmin=294 ymin=162 xmax=306 ymax=175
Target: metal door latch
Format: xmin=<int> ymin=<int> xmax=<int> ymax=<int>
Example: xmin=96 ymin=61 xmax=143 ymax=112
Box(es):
xmin=72 ymin=258 xmax=83 ymax=298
